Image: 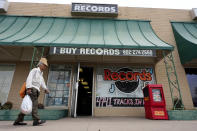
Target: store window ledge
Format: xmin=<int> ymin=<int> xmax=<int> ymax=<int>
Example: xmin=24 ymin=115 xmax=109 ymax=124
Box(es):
xmin=168 ymin=110 xmax=197 ymax=120
xmin=0 ymin=109 xmax=68 ymax=121
xmin=45 ymin=106 xmax=68 ymax=110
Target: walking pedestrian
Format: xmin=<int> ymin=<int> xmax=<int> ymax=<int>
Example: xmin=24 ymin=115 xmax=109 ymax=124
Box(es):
xmin=13 ymin=58 xmax=50 ymax=126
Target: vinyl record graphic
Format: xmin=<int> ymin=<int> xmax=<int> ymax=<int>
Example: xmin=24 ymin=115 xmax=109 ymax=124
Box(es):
xmin=115 ymin=68 xmax=139 ymax=93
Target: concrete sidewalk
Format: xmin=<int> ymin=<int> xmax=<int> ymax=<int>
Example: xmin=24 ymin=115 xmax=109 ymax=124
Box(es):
xmin=0 ymin=117 xmax=197 ymax=131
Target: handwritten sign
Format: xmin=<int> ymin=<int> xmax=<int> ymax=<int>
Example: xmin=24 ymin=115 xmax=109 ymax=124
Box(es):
xmin=96 ymin=97 xmax=144 ymax=107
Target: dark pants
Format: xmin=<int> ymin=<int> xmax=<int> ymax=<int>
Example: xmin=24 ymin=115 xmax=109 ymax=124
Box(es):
xmin=15 ymin=88 xmax=40 ymax=122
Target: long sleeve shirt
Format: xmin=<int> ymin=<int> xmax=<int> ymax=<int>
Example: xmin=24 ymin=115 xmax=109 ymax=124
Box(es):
xmin=26 ymin=67 xmax=47 ymax=92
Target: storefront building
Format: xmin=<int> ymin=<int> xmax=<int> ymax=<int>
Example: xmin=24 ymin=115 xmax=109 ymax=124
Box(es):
xmin=0 ymin=1 xmax=197 ymax=119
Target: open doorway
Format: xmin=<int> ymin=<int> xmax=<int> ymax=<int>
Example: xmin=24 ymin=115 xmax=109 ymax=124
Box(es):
xmin=77 ymin=67 xmax=93 ymax=116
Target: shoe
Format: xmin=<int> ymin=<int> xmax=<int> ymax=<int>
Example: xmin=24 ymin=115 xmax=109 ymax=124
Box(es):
xmin=33 ymin=120 xmax=46 ymax=126
xmin=13 ymin=121 xmax=27 ymax=126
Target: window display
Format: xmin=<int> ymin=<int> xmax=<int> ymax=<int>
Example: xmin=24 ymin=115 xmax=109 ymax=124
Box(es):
xmin=96 ymin=66 xmax=155 ymax=107
xmin=45 ymin=64 xmax=72 ymax=106
xmin=0 ymin=65 xmax=15 ymax=105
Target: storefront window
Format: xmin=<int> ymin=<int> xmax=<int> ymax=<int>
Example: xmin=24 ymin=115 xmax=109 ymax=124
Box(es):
xmin=96 ymin=66 xmax=155 ymax=107
xmin=45 ymin=65 xmax=72 ymax=107
xmin=0 ymin=65 xmax=15 ymax=105
xmin=185 ymin=68 xmax=197 ymax=107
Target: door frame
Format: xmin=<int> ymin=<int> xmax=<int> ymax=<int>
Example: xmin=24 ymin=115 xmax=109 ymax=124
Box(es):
xmin=70 ymin=63 xmax=95 ymax=117
xmin=70 ymin=62 xmax=80 ymax=117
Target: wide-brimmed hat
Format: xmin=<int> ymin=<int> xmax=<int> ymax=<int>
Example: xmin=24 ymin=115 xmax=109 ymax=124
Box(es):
xmin=40 ymin=58 xmax=48 ymax=66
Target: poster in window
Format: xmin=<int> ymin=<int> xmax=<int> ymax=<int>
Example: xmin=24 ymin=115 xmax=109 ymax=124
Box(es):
xmin=48 ymin=83 xmax=56 ymax=90
xmin=48 ymin=91 xmax=56 ymax=97
xmin=57 ymin=84 xmax=64 ymax=90
xmin=54 ymin=98 xmax=62 ymax=105
xmin=62 ymin=97 xmax=68 ymax=105
xmin=46 ymin=64 xmax=72 ymax=107
xmin=56 ymin=91 xmax=64 ymax=97
xmin=47 ymin=98 xmax=54 ymax=106
xmin=64 ymin=71 xmax=71 ymax=82
xmin=96 ymin=66 xmax=155 ymax=107
xmin=49 ymin=71 xmax=59 ymax=83
xmin=152 ymin=89 xmax=162 ymax=102
xmin=57 ymin=71 xmax=65 ymax=84
xmin=63 ymin=90 xmax=69 ymax=96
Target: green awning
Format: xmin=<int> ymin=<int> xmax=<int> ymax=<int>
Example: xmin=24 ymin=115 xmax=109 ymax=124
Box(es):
xmin=171 ymin=22 xmax=197 ymax=64
xmin=0 ymin=15 xmax=173 ymax=50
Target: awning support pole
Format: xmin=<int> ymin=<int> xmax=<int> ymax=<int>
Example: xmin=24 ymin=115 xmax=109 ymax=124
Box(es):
xmin=163 ymin=51 xmax=184 ymax=110
xmin=30 ymin=47 xmax=45 ymax=70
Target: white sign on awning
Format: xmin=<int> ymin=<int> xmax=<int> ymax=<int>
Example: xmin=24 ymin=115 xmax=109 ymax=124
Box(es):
xmin=50 ymin=47 xmax=156 ymax=57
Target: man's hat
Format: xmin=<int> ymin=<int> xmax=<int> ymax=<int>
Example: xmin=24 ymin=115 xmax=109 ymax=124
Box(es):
xmin=40 ymin=58 xmax=48 ymax=66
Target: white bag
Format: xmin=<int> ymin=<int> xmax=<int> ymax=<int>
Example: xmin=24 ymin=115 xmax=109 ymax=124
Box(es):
xmin=20 ymin=95 xmax=32 ymax=114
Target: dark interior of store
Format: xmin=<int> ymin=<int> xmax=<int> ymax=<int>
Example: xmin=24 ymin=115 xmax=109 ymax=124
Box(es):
xmin=77 ymin=67 xmax=93 ymax=116
xmin=185 ymin=68 xmax=197 ymax=107
xmin=185 ymin=68 xmax=197 ymax=74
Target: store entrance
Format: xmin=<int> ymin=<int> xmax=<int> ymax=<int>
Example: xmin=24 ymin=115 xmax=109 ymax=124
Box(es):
xmin=76 ymin=67 xmax=93 ymax=116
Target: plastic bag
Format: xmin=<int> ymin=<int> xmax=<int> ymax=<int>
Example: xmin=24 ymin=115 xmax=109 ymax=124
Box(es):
xmin=20 ymin=95 xmax=32 ymax=114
